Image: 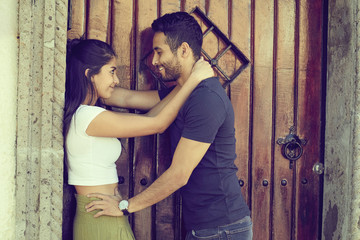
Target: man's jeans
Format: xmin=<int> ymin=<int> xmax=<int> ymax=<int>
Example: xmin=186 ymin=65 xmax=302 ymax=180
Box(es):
xmin=185 ymin=216 xmax=252 ymax=240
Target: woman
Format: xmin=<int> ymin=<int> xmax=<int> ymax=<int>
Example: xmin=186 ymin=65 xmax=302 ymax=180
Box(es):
xmin=64 ymin=39 xmax=213 ymax=240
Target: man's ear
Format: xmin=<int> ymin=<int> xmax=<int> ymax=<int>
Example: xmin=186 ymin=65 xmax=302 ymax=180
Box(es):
xmin=178 ymin=42 xmax=191 ymax=58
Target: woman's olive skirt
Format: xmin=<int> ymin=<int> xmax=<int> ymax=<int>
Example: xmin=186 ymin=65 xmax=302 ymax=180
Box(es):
xmin=73 ymin=194 xmax=135 ymax=240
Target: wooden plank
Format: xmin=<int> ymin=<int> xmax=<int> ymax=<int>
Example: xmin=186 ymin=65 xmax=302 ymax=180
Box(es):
xmin=186 ymin=0 xmax=206 ymax=65
xmin=207 ymin=0 xmax=250 ymax=206
xmin=67 ymin=0 xmax=86 ymax=39
xmin=187 ymin=4 xmax=221 ymax=87
xmin=155 ymin=1 xmax=185 ymax=238
xmin=272 ymin=1 xmax=296 ymax=239
xmin=295 ymin=0 xmax=323 ymax=239
xmin=207 ymin=1 xmax=233 ymax=86
xmin=160 ymin=0 xmax=180 ymax=15
xmin=200 ymin=23 xmax=218 ymax=61
xmin=155 ymin=132 xmax=176 ymax=239
xmin=155 ymin=2 xmax=182 ymax=240
xmin=87 ymin=0 xmax=110 ymax=41
xmin=251 ymin=0 xmax=274 ymax=239
xmin=183 ymin=0 xmax=206 ymax=12
xmin=231 ymin=0 xmax=251 ymax=205
xmin=111 ymin=0 xmax=134 ymax=88
xmin=132 ymin=1 xmax=158 ymax=239
xmin=207 ymin=0 xmax=229 ymax=35
xmin=186 ymin=1 xmax=213 ymax=68
xmin=208 ymin=1 xmax=232 ymax=86
xmin=111 ymin=0 xmax=134 ymax=207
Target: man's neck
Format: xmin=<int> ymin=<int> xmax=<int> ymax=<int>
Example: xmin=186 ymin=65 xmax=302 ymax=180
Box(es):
xmin=177 ymin=60 xmax=195 ymax=86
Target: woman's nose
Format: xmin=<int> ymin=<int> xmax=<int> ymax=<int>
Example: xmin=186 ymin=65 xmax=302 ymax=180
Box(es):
xmin=114 ymin=74 xmax=120 ymax=85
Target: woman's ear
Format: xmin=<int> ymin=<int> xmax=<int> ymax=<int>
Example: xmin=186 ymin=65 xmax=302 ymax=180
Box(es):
xmin=85 ymin=69 xmax=93 ymax=82
xmin=85 ymin=68 xmax=90 ymax=77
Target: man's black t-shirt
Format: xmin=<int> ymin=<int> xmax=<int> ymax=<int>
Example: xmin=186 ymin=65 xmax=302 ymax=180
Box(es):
xmin=159 ymin=77 xmax=250 ymax=231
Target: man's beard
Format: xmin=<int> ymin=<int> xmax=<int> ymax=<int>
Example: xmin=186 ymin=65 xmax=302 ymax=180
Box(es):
xmin=159 ymin=57 xmax=182 ymax=82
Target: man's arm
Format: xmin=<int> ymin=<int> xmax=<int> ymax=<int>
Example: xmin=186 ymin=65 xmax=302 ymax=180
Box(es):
xmin=85 ymin=137 xmax=211 ymax=217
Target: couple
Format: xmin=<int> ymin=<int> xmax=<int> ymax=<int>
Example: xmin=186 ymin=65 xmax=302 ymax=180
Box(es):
xmin=64 ymin=11 xmax=252 ymax=240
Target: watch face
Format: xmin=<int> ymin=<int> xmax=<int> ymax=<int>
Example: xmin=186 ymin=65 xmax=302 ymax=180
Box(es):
xmin=119 ymin=200 xmax=129 ymax=210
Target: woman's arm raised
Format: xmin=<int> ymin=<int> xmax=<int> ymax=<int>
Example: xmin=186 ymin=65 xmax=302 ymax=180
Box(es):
xmin=86 ymin=58 xmax=214 ymax=138
xmin=103 ymin=87 xmax=160 ymax=111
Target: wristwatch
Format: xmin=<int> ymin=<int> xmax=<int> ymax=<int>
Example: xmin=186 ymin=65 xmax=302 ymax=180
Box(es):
xmin=118 ymin=200 xmax=130 ymax=216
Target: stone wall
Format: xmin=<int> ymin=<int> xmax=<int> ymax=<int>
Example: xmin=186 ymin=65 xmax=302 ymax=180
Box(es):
xmin=350 ymin=0 xmax=360 ymax=237
xmin=323 ymin=0 xmax=360 ymax=239
xmin=15 ymin=0 xmax=67 ymax=239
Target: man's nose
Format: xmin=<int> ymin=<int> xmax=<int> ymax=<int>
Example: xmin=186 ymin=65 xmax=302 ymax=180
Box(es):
xmin=152 ymin=54 xmax=158 ymax=66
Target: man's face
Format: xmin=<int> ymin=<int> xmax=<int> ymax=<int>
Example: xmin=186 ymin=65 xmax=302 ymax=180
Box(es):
xmin=152 ymin=32 xmax=182 ymax=82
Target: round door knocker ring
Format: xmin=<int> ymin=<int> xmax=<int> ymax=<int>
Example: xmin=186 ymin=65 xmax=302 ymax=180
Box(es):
xmin=282 ymin=141 xmax=303 ymax=161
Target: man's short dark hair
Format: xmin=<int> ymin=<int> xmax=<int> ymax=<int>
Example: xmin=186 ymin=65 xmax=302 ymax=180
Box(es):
xmin=151 ymin=12 xmax=203 ymax=60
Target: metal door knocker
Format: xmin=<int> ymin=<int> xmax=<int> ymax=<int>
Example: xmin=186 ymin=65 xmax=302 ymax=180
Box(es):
xmin=277 ymin=126 xmax=307 ymax=169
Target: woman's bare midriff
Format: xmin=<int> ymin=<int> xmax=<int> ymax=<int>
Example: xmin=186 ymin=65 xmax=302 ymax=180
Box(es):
xmin=75 ymin=182 xmax=118 ymax=196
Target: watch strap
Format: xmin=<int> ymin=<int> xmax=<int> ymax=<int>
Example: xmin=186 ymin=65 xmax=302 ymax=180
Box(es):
xmin=121 ymin=208 xmax=130 ymax=216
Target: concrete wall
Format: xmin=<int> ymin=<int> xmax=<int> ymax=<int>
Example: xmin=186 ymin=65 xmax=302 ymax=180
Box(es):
xmin=0 ymin=1 xmax=18 ymax=239
xmin=323 ymin=0 xmax=360 ymax=239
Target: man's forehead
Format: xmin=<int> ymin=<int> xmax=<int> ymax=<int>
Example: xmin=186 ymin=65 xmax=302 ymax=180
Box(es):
xmin=152 ymin=32 xmax=168 ymax=49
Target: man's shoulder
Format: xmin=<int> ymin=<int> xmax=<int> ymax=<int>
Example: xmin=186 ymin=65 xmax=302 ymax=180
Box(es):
xmin=186 ymin=89 xmax=228 ymax=114
xmin=191 ymin=77 xmax=229 ymax=101
xmin=200 ymin=76 xmax=221 ymax=86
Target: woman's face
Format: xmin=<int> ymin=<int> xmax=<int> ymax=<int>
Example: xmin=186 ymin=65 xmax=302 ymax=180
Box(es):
xmin=91 ymin=57 xmax=119 ymax=99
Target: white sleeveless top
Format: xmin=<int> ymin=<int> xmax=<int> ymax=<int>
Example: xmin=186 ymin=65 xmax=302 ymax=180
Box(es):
xmin=66 ymin=105 xmax=121 ymax=186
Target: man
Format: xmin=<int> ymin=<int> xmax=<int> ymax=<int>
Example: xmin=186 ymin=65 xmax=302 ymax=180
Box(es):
xmin=86 ymin=12 xmax=252 ymax=239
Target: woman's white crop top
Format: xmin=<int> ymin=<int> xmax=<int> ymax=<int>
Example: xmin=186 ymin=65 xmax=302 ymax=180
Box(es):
xmin=66 ymin=105 xmax=121 ymax=186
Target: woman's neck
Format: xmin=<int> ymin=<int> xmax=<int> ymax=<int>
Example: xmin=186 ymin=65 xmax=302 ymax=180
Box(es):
xmin=82 ymin=91 xmax=98 ymax=106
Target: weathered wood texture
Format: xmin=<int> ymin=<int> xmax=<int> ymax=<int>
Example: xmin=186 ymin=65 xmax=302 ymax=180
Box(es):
xmin=272 ymin=1 xmax=296 ymax=239
xmin=296 ymin=1 xmax=323 ymax=239
xmin=65 ymin=0 xmax=325 ymax=239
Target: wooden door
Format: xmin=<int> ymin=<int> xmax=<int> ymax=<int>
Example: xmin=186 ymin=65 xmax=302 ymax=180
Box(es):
xmin=64 ymin=1 xmax=325 ymax=239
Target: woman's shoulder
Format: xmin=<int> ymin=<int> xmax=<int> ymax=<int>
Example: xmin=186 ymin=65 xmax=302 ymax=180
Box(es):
xmin=74 ymin=105 xmax=107 ymax=123
xmin=76 ymin=104 xmax=106 ymax=114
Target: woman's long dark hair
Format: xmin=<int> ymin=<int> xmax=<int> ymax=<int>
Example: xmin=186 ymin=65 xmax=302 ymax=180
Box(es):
xmin=62 ymin=39 xmax=116 ymax=227
xmin=63 ymin=39 xmax=116 ymax=140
